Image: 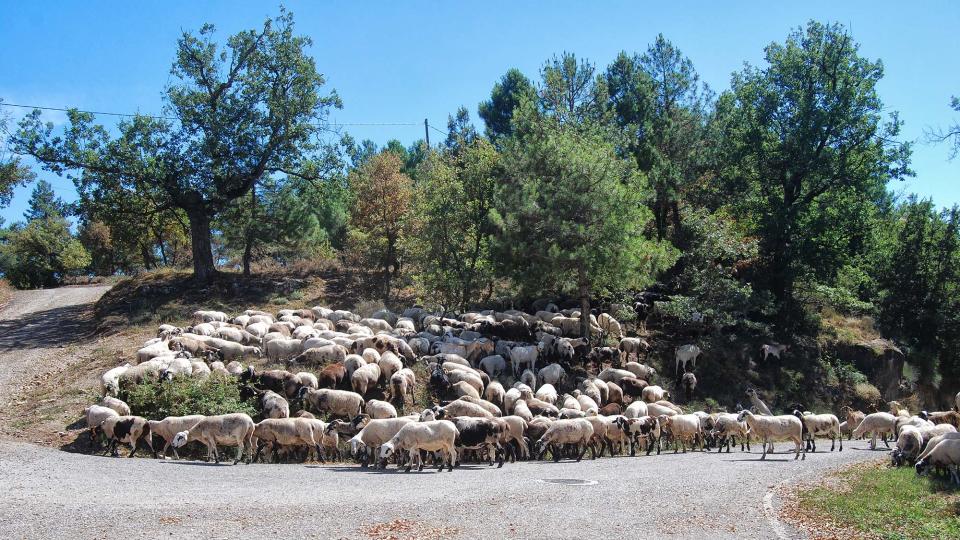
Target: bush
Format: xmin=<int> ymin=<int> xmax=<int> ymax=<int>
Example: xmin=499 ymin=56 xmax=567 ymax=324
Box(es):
xmin=121 ymin=375 xmax=255 ymax=419
xmin=853 ymin=382 xmax=882 ymax=405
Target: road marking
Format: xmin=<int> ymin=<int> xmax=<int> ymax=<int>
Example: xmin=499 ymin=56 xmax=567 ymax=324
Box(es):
xmin=763 ymin=482 xmax=791 ymax=540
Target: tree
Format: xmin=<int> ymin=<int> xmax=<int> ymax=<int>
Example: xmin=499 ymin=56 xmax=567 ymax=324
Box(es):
xmin=715 ymin=21 xmax=911 ymax=317
xmin=0 ymin=216 xmax=90 ymax=288
xmin=539 ymin=52 xmax=600 ymax=125
xmin=347 ymin=151 xmax=414 ymax=301
xmin=444 ymin=106 xmax=478 ymax=154
xmin=492 ymin=103 xmax=676 ymax=338
xmin=414 ymin=138 xmax=499 ymax=309
xmin=0 ymin=99 xmax=36 ymax=208
xmin=13 ymin=10 xmax=341 ymax=282
xmin=23 ymin=179 xmax=67 ymax=221
xmin=925 ymin=96 xmax=960 ymax=159
xmin=478 ymin=68 xmax=537 ymax=142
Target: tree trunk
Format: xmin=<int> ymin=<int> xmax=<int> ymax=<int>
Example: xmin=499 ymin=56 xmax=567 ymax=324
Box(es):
xmin=578 ymin=266 xmax=591 ymax=341
xmin=186 ymin=204 xmax=217 ymax=283
xmin=242 ymin=187 xmax=257 ymax=277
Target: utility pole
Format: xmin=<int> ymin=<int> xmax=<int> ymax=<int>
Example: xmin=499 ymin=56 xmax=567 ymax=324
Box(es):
xmin=424 ymin=118 xmax=430 ymax=147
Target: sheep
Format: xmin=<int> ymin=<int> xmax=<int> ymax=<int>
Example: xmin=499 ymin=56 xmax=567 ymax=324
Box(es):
xmin=299 ymin=388 xmax=365 ymax=420
xmin=291 ymin=345 xmax=347 ymax=366
xmin=492 ymin=415 xmax=530 ymax=460
xmin=675 ymin=344 xmax=701 ymax=375
xmin=618 ymin=337 xmax=650 ymax=363
xmin=624 ymin=401 xmax=649 ymax=419
xmin=533 ymin=418 xmax=596 ymax=462
xmin=576 ymin=393 xmax=599 ymax=414
xmin=503 ymin=388 xmax=522 ymax=415
xmin=157 ymin=323 xmax=182 ymax=337
xmin=474 ymin=355 xmax=505 ymax=378
xmin=447 ymin=416 xmax=506 ymax=467
xmin=171 ymin=413 xmax=255 ymax=464
xmin=509 ymin=345 xmax=538 ymax=377
xmin=761 ymin=343 xmax=788 ymax=361
xmin=519 ymin=369 xmax=537 ymax=390
xmin=366 ymin=399 xmax=398 ymax=419
xmin=597 ymin=312 xmax=622 ymax=340
xmin=100 ymin=415 xmax=154 ymax=458
xmin=915 ymin=439 xmax=960 ymax=485
xmin=242 ymin=387 xmax=290 ymax=419
xmin=136 ymin=339 xmax=174 ymax=363
xmin=894 ymin=415 xmax=934 ymax=438
xmin=457 ymin=395 xmax=502 ymax=417
xmin=512 ymin=399 xmax=534 ymax=422
xmin=738 ymin=410 xmax=805 ymax=460
xmin=597 ymin=367 xmax=635 ymax=385
xmin=148 ymin=415 xmax=204 ymax=459
xmin=624 ymin=361 xmax=656 ymax=381
xmin=100 ymin=363 xmax=132 ymax=396
xmin=642 ymin=385 xmax=669 ymax=403
xmin=432 ymin=400 xmax=494 ymax=419
xmin=193 ymin=310 xmax=228 ymax=323
xmin=379 ymin=420 xmax=459 ymax=472
xmin=852 ymin=412 xmax=898 ymax=450
xmin=99 ymin=395 xmax=131 ymax=416
xmin=344 ymin=354 xmax=367 ymax=379
xmin=619 ymin=377 xmax=649 ymax=400
xmin=84 ymin=404 xmax=120 ymax=445
xmin=348 ymin=416 xmax=418 ymax=467
xmin=485 ymin=381 xmax=506 ymax=413
xmin=659 ymin=413 xmax=703 ymax=453
xmin=746 ymin=388 xmax=773 ymax=416
xmin=922 ymin=410 xmax=960 ymax=430
xmin=915 ymin=432 xmax=960 ymax=465
xmin=711 ymin=413 xmax=751 ymax=453
xmin=578 ymin=380 xmax=602 ymax=405
xmin=265 ymin=338 xmax=302 ymax=362
xmin=170 ymin=336 xmax=219 ymax=358
xmin=389 ymin=368 xmax=417 ymax=409
xmin=535 ymin=383 xmax=558 ymax=405
xmin=377 ymin=351 xmax=404 ymax=382
xmin=190 ymin=360 xmax=211 ymax=379
xmin=841 ymin=406 xmax=866 ymax=440
xmin=351 ymin=363 xmax=382 ymax=397
xmin=217 ymin=326 xmax=260 ymax=345
xmin=251 ymin=418 xmax=325 ymax=463
xmin=537 ymin=363 xmax=566 ymax=388
xmin=678 ymin=372 xmax=697 ymax=401
xmin=361 ymin=347 xmax=382 ymax=365
xmin=794 ymin=412 xmax=842 ymax=452
xmin=892 ymin=425 xmax=937 ymax=466
xmin=316 ymin=362 xmax=347 ymax=390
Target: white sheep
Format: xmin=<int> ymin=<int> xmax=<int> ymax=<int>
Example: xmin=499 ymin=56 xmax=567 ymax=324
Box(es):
xmin=148 ymin=415 xmax=204 ymax=459
xmin=299 ymin=388 xmax=365 ymax=419
xmin=796 ymin=413 xmax=843 ymax=452
xmin=915 ymin=439 xmax=960 ymax=485
xmin=852 ymin=412 xmax=898 ymax=450
xmin=348 ymin=416 xmax=417 ymax=467
xmin=509 ymin=345 xmax=538 ymax=376
xmin=618 ymin=337 xmax=650 ymax=363
xmin=366 ymin=399 xmax=398 ymax=419
xmin=738 ymin=410 xmax=805 ymax=460
xmin=171 ymin=413 xmax=255 ymax=464
xmin=379 ymin=420 xmax=459 ymax=472
xmin=624 ymin=400 xmax=649 ymax=419
xmin=99 ymin=395 xmax=130 ymax=416
xmin=534 ymin=418 xmax=595 ymax=461
xmin=675 ymin=344 xmax=701 ymax=375
xmin=537 ymin=363 xmax=566 ymax=388
xmin=641 ymin=385 xmax=669 ymax=403
xmin=478 ymin=355 xmax=507 ymax=377
xmin=265 ymin=338 xmax=302 ymax=362
xmin=100 ymin=363 xmax=132 ymax=396
xmin=535 ymin=383 xmax=558 ymax=405
xmin=660 ymin=413 xmax=703 ymax=453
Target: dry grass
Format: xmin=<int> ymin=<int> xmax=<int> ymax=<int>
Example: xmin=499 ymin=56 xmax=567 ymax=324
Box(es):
xmin=819 ymin=308 xmax=882 ymax=347
xmin=0 ymin=277 xmax=12 ymax=308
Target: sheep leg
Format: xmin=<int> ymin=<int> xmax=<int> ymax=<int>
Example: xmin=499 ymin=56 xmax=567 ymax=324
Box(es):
xmin=760 ymin=440 xmax=767 ymax=460
xmin=128 ymin=439 xmax=138 ymax=458
xmin=314 ymin=444 xmax=326 ymax=463
xmin=447 ymin=446 xmax=456 ymax=472
xmin=830 ymin=436 xmax=835 ymax=452
xmin=552 ymin=444 xmax=561 ymax=463
xmin=233 ymin=439 xmax=243 ymax=465
xmin=253 ymin=441 xmax=267 ymax=463
xmin=838 ymin=434 xmax=843 ymax=452
xmin=576 ymin=444 xmax=587 ymax=462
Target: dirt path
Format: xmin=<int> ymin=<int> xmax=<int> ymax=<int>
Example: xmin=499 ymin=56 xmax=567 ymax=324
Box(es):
xmin=0 ymin=286 xmax=112 ymax=401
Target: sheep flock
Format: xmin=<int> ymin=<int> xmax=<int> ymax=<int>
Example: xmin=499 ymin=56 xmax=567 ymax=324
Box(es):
xmin=82 ymin=304 xmax=960 ymax=482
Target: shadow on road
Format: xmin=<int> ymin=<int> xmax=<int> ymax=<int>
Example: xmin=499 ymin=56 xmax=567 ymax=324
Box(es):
xmin=0 ymin=303 xmax=97 ymax=350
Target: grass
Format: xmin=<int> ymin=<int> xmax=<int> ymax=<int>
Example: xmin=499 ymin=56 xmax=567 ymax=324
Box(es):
xmin=0 ymin=277 xmax=12 ymax=307
xmin=794 ymin=462 xmax=960 ymax=539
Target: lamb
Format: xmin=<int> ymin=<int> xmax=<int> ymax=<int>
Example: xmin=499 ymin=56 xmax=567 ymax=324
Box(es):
xmin=99 ymin=395 xmax=131 ymax=416
xmin=389 ymin=368 xmax=417 ymax=409
xmin=675 ymin=344 xmax=701 ymax=375
xmin=711 ymin=413 xmax=751 ymax=453
xmin=379 ymin=420 xmax=459 ymax=472
xmin=299 ymin=388 xmax=365 ymax=419
xmin=915 ymin=439 xmax=960 ymax=485
xmin=642 ymin=385 xmax=669 ymax=403
xmin=171 ymin=413 xmax=256 ymax=464
xmin=366 ymin=399 xmax=398 ymax=419
xmin=618 ymin=337 xmax=650 ymax=363
xmin=509 ymin=345 xmax=538 ymax=377
xmin=348 ymin=416 xmax=417 ymax=467
xmin=794 ymin=412 xmax=842 ymax=452
xmin=738 ymin=410 xmax=805 ymax=460
xmin=148 ymin=415 xmax=204 ymax=459
xmin=852 ymin=412 xmax=898 ymax=450
xmin=251 ymin=418 xmax=325 ymax=463
xmin=533 ymin=418 xmax=596 ymax=462
xmin=351 ymin=363 xmax=382 ymax=397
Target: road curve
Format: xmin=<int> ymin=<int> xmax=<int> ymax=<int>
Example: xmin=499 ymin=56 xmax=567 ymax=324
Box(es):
xmin=0 ymin=285 xmax=884 ymax=539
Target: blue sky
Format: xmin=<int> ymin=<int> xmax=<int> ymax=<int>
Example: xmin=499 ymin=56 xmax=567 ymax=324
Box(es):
xmin=1 ymin=1 xmax=957 ymax=223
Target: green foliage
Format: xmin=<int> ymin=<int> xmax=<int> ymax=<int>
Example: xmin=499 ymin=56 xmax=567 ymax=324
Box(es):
xmin=123 ymin=375 xmax=255 ymax=419
xmin=413 ymin=139 xmax=499 ymax=309
xmin=478 ymin=68 xmax=537 ymax=142
xmin=0 ymin=216 xmax=90 ymax=288
xmin=715 ymin=21 xmax=912 ymax=318
xmin=23 ymin=179 xmax=67 ymax=221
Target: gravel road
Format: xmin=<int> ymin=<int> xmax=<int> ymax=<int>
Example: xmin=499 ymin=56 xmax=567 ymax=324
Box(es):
xmin=0 ymin=286 xmax=885 ymax=539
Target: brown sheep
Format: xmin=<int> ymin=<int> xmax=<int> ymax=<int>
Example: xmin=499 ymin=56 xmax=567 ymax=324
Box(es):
xmin=318 ymin=363 xmax=347 ymax=389
xmin=619 ymin=377 xmax=649 ymax=398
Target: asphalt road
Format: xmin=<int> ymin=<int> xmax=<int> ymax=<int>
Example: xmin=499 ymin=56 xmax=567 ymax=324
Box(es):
xmin=0 ymin=286 xmax=885 ymax=539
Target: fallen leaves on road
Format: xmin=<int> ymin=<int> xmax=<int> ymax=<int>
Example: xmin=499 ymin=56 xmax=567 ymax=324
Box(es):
xmin=361 ymin=519 xmax=458 ymax=540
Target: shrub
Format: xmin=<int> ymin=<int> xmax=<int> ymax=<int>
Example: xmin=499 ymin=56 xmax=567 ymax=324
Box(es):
xmin=122 ymin=375 xmax=255 ymax=419
xmin=853 ymin=382 xmax=881 ymax=405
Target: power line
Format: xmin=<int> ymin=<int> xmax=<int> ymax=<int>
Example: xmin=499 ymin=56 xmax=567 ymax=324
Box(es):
xmin=0 ymin=101 xmax=436 ymax=129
